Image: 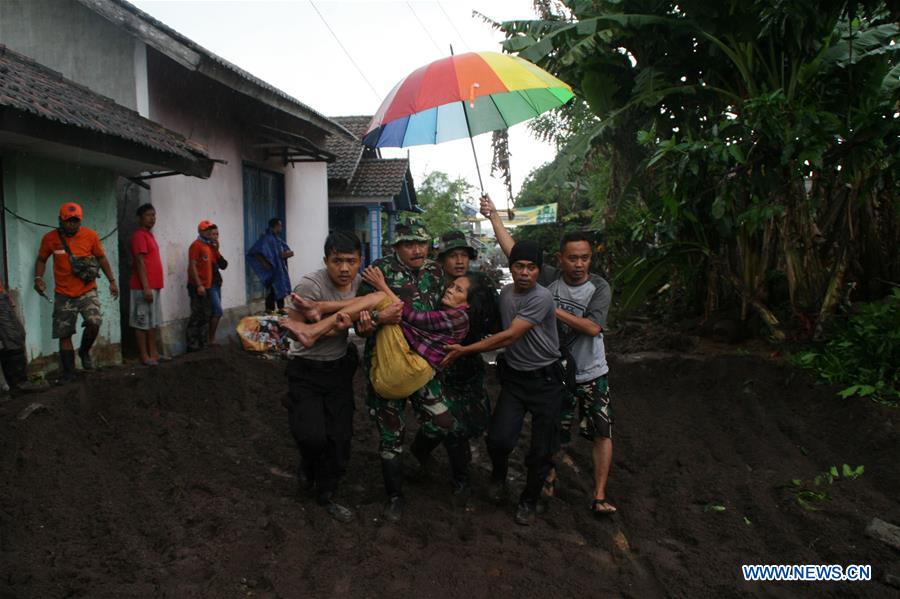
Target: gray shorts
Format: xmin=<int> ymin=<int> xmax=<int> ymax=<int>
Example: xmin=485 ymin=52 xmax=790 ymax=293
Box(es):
xmin=130 ymin=289 xmax=162 ymax=330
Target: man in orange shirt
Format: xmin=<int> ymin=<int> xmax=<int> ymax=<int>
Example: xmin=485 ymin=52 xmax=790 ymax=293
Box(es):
xmin=186 ymin=220 xmax=226 ymax=351
xmin=34 ymin=202 xmax=119 ymax=383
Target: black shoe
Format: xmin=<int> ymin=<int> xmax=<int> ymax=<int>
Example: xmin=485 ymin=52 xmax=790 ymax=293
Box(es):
xmin=78 ymin=349 xmax=94 ymax=371
xmin=382 ymin=494 xmax=404 ymax=522
xmin=515 ymin=501 xmax=537 ymax=526
xmin=486 ymin=479 xmax=508 ymax=505
xmin=58 ymin=350 xmax=76 ymax=384
xmin=11 ymin=380 xmax=46 ymax=394
xmin=318 ymin=495 xmax=354 ymax=523
xmin=56 ymin=371 xmax=77 ymax=385
xmin=297 ymin=463 xmax=315 ymax=496
xmin=451 ymin=480 xmax=472 ymax=508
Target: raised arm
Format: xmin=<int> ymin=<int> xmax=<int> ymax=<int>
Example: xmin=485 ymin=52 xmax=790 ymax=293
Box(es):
xmin=480 ymin=194 xmax=514 ymax=257
xmin=362 ymin=266 xmax=401 ymax=304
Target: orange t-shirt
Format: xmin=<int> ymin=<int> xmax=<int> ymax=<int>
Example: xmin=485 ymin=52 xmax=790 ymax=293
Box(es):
xmin=38 ymin=228 xmax=105 ymax=298
xmin=188 ymin=239 xmax=216 ymax=288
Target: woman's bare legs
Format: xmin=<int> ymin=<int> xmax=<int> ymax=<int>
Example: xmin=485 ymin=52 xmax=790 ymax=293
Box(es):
xmin=280 ymin=292 xmax=386 ymax=348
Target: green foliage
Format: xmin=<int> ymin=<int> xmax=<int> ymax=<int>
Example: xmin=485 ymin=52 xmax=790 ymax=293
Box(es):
xmin=783 ymin=464 xmax=865 ymax=510
xmin=497 ymin=0 xmax=900 ymax=338
xmin=415 ymin=171 xmax=475 ymax=238
xmin=796 ymin=289 xmax=900 ymax=403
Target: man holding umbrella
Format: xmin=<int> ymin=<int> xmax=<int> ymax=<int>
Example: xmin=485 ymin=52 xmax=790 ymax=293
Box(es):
xmin=356 ymin=212 xmax=462 ymax=522
xmin=405 ymin=230 xmax=499 ymax=502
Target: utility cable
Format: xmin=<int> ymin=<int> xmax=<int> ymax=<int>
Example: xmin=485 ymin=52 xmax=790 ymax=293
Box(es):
xmin=437 ymin=1 xmax=471 ymax=52
xmin=4 ymin=207 xmax=118 ymax=241
xmin=406 ymin=2 xmax=444 ymax=55
xmin=308 ymin=0 xmax=382 ymax=102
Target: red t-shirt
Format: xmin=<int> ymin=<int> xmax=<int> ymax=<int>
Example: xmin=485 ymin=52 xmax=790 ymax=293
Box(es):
xmin=37 ymin=228 xmax=105 ymax=298
xmin=129 ymin=228 xmax=164 ymax=290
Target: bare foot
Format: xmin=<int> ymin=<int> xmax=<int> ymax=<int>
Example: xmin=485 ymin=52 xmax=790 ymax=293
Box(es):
xmin=290 ymin=294 xmax=321 ymax=322
xmin=279 ymin=317 xmax=315 ymax=348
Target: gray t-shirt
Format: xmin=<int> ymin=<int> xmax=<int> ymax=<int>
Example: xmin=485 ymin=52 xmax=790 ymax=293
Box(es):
xmin=288 ymin=269 xmax=360 ymax=361
xmin=499 ymin=283 xmax=560 ymax=371
xmin=540 ymin=265 xmax=610 ymax=382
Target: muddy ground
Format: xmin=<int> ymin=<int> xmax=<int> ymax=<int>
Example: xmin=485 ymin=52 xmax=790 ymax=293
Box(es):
xmin=1 ymin=339 xmax=898 ymax=598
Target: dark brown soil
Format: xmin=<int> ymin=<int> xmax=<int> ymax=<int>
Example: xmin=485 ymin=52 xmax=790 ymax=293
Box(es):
xmin=1 ymin=343 xmax=898 ymax=598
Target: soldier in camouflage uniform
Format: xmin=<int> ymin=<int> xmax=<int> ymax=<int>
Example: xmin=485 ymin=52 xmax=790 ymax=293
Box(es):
xmin=356 ymin=212 xmax=462 ymax=521
xmin=406 ymin=230 xmax=500 ymax=501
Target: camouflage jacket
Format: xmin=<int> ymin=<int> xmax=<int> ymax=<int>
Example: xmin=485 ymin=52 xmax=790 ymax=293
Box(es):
xmin=358 ymin=253 xmax=445 ymax=366
xmin=357 ymin=253 xmax=445 ymax=311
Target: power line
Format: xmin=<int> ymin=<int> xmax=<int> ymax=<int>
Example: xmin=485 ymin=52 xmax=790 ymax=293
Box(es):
xmin=308 ymin=0 xmax=382 ymax=102
xmin=406 ymin=1 xmax=444 ymax=56
xmin=3 ymin=207 xmax=118 ymax=241
xmin=436 ymin=1 xmax=471 ymax=52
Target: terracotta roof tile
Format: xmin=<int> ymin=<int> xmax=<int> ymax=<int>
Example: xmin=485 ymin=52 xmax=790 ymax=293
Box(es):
xmin=346 ymin=158 xmax=410 ymax=197
xmin=0 ymin=44 xmax=209 ymax=163
xmin=325 ymin=116 xmax=368 ymax=182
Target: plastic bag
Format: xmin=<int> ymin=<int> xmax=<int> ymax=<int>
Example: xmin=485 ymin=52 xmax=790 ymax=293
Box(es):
xmin=369 ymin=298 xmax=433 ymax=399
xmin=236 ymin=315 xmax=289 ymax=354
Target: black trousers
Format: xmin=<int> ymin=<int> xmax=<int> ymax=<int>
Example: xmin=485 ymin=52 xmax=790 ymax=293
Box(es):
xmin=286 ymin=348 xmax=358 ymax=495
xmin=487 ymin=360 xmax=563 ymax=505
xmin=185 ymin=286 xmax=211 ymax=351
xmin=265 ymin=286 xmax=285 ymax=312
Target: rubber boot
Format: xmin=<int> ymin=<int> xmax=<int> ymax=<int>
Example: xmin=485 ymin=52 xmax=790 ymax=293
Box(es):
xmin=406 ymin=432 xmax=441 ymax=482
xmin=445 ymin=436 xmax=472 ymax=507
xmin=4 ymin=350 xmax=44 ymax=394
xmin=78 ymin=344 xmax=94 ymax=371
xmin=381 ymin=457 xmax=405 ymax=522
xmin=58 ymin=350 xmax=77 ymax=384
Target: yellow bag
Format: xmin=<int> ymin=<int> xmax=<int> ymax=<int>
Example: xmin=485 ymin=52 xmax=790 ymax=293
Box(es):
xmin=236 ymin=315 xmax=284 ymax=353
xmin=369 ymin=298 xmax=433 ymax=399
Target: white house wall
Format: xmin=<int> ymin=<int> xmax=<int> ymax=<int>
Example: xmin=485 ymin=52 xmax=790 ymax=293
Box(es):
xmin=285 ymin=162 xmax=329 ymax=281
xmin=145 ymin=67 xmax=246 ymax=350
xmin=146 ymin=52 xmax=332 ymax=352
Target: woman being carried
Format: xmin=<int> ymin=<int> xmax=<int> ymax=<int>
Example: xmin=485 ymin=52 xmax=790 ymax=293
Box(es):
xmin=280 ymin=266 xmax=471 ymax=370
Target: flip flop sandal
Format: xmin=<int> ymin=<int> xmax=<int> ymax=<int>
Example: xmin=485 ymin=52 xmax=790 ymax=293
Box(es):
xmin=541 ymin=478 xmax=557 ymax=498
xmin=590 ymin=498 xmax=617 ymax=516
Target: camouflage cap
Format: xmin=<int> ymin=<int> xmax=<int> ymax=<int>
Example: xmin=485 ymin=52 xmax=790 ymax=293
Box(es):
xmin=393 ymin=211 xmax=430 ymax=243
xmin=436 ymin=229 xmax=477 ymax=260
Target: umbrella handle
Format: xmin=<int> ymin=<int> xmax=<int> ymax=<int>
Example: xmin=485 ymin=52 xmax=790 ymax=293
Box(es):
xmin=461 ymin=98 xmax=485 ymax=196
xmin=467 ymin=133 xmax=485 ymax=196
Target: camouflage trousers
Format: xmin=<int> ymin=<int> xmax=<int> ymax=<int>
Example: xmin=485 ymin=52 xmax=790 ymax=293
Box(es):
xmin=368 ymin=376 xmax=460 ymax=460
xmin=441 ymin=356 xmax=491 ymax=438
xmin=0 ymin=293 xmax=25 ymax=351
xmin=0 ymin=294 xmax=28 ymax=386
xmin=185 ymin=286 xmax=212 ymax=351
xmin=560 ymin=374 xmax=612 ymax=444
xmin=52 ymin=290 xmax=102 ymax=339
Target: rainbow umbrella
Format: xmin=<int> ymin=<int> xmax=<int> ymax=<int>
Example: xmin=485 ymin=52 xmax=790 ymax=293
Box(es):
xmin=363 ymin=51 xmax=573 ymax=192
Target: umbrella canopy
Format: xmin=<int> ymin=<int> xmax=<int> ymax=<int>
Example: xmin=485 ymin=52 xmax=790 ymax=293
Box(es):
xmin=363 ymin=51 xmax=573 ymax=148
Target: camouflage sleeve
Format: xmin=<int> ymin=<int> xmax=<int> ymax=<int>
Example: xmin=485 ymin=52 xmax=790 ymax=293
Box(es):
xmin=356 ymin=259 xmax=386 ymax=297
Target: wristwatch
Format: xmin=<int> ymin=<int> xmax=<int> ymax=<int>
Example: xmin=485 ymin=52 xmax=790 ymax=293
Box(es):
xmin=371 ymin=310 xmax=380 ymax=325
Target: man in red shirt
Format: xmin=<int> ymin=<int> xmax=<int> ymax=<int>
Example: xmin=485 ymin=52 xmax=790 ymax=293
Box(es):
xmin=130 ymin=204 xmax=165 ymax=365
xmin=186 ymin=220 xmax=226 ymax=351
xmin=34 ymin=202 xmax=119 ymax=383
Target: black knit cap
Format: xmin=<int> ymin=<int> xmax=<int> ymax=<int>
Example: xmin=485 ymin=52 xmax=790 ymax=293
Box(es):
xmin=508 ymin=240 xmax=543 ymax=268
